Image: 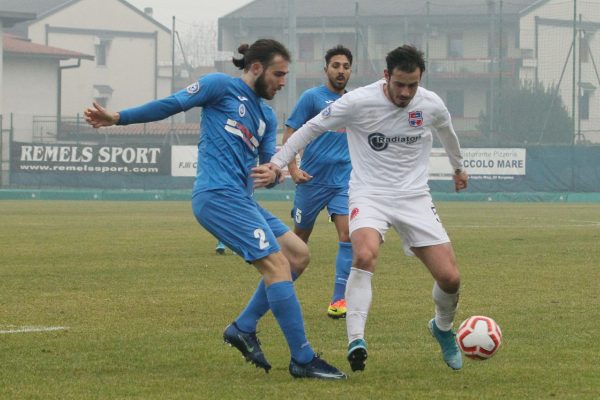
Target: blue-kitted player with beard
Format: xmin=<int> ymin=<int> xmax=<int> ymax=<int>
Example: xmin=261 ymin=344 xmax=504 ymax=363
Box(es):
xmin=84 ymin=39 xmax=346 ymax=380
xmin=282 ymin=45 xmax=353 ymax=319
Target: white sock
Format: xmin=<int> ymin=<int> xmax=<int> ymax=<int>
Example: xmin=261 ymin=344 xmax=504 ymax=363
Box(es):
xmin=345 ymin=267 xmax=373 ymax=344
xmin=432 ymin=282 xmax=459 ymax=331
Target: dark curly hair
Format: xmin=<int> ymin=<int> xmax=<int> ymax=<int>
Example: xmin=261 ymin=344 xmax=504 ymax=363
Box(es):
xmin=325 ymin=45 xmax=353 ymax=66
xmin=232 ymin=39 xmax=291 ymax=71
xmin=385 ymin=44 xmax=426 ymax=75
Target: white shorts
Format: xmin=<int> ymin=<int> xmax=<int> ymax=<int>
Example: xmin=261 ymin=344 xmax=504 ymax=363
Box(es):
xmin=348 ymin=192 xmax=450 ymax=256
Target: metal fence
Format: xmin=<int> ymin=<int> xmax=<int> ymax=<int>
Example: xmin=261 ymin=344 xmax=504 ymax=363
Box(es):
xmin=30 ymin=115 xmax=200 ymax=145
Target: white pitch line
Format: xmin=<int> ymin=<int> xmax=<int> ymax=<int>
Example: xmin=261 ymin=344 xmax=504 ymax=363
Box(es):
xmin=0 ymin=326 xmax=69 ymax=334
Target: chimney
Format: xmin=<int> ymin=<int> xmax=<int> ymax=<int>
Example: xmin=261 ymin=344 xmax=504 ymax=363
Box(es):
xmin=144 ymin=7 xmax=153 ymax=18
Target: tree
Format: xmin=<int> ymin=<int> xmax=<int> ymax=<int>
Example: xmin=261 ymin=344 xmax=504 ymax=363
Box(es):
xmin=177 ymin=21 xmax=218 ymax=68
xmin=479 ymin=81 xmax=573 ymax=145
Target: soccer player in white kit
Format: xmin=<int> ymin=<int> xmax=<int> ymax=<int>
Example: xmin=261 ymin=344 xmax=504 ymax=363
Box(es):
xmin=267 ymin=45 xmax=469 ymax=372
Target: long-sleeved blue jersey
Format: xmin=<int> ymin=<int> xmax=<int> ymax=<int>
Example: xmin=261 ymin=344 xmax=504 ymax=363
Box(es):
xmin=118 ymin=73 xmax=278 ymax=195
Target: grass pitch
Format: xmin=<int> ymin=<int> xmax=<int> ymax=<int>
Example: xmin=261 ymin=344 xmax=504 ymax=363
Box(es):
xmin=1 ymin=200 xmax=599 ymax=399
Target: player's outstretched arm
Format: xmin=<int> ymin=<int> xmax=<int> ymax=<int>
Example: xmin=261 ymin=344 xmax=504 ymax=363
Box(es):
xmin=84 ymin=102 xmax=120 ymax=128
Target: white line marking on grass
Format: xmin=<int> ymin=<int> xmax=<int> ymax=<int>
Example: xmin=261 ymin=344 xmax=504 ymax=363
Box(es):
xmin=0 ymin=326 xmax=69 ymax=334
xmin=568 ymin=220 xmax=600 ymax=226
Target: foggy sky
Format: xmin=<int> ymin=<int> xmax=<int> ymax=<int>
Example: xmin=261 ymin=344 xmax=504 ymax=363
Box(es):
xmin=126 ymin=0 xmax=254 ymax=27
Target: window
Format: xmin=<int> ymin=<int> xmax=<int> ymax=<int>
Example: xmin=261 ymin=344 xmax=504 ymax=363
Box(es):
xmin=447 ymin=33 xmax=463 ymax=58
xmin=580 ymin=35 xmax=590 ymax=63
xmin=337 ymin=33 xmax=356 ymax=52
xmin=489 ymin=33 xmax=508 ymax=58
xmin=579 ymin=91 xmax=590 ymax=120
xmin=405 ymin=33 xmax=423 ymax=50
xmin=93 ymin=85 xmax=113 ymax=109
xmin=447 ymin=90 xmax=464 ymax=117
xmin=93 ymin=97 xmax=107 ymax=108
xmin=95 ymin=38 xmax=111 ymax=66
xmin=298 ymin=34 xmax=314 ymax=61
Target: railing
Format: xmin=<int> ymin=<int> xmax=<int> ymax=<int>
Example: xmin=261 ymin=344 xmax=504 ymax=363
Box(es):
xmin=32 ymin=116 xmax=200 ymax=143
xmin=216 ymin=58 xmax=518 ymax=80
xmin=428 ymin=58 xmax=517 ymax=77
xmin=452 ymin=117 xmax=481 ymax=135
xmin=0 ymin=114 xmax=14 ymax=187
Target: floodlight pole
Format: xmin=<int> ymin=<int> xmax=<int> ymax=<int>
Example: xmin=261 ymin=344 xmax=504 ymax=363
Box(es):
xmin=577 ymin=14 xmax=583 ymax=143
xmin=571 ymin=0 xmax=577 ymax=146
xmin=170 ymin=16 xmax=176 ymax=142
xmin=287 ymin=0 xmax=297 ymax=123
xmin=425 ymin=1 xmax=430 ymax=89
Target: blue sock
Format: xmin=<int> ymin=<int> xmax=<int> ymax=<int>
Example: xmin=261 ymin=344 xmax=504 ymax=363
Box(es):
xmin=235 ymin=272 xmax=298 ymax=333
xmin=332 ymin=242 xmax=352 ymax=302
xmin=266 ymin=281 xmax=314 ymax=364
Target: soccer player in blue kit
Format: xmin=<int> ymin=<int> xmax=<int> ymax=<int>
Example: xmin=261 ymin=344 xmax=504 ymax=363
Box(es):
xmin=282 ymin=45 xmax=353 ymax=319
xmin=84 ymin=39 xmax=346 ymax=380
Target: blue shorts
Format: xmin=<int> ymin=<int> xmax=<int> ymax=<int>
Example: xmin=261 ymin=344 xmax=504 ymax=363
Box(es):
xmin=291 ymin=184 xmax=349 ymax=230
xmin=192 ymin=189 xmax=289 ymax=262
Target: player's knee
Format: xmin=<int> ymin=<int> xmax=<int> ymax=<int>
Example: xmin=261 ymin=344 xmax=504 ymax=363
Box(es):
xmin=353 ymin=247 xmax=377 ymax=270
xmin=258 ymin=252 xmax=293 ymax=283
xmin=438 ymin=271 xmax=460 ymax=293
xmin=288 ymin=244 xmax=310 ymax=275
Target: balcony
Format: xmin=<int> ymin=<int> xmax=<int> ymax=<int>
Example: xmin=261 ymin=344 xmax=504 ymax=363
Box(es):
xmin=428 ymin=58 xmax=517 ymax=79
xmin=291 ymin=58 xmax=518 ymax=81
xmin=216 ymin=57 xmax=518 ymax=81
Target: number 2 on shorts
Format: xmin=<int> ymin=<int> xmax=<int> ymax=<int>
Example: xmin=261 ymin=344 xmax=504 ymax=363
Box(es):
xmin=254 ymin=228 xmax=270 ymax=249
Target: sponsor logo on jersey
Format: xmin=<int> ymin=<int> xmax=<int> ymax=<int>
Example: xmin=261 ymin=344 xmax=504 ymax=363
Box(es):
xmin=351 ymin=207 xmax=360 ymax=220
xmin=224 ymin=119 xmax=259 ymax=152
xmin=321 ymin=106 xmax=332 ymax=118
xmin=325 ymin=100 xmax=334 ymax=104
xmin=239 ymin=104 xmax=246 ymax=117
xmin=237 ymin=95 xmax=248 ymax=102
xmin=408 ymin=110 xmax=423 ymax=127
xmin=186 ymin=82 xmax=200 ymax=94
xmin=368 ymin=132 xmax=422 ymax=151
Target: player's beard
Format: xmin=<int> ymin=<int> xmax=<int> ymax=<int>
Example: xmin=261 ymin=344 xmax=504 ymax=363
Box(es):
xmin=328 ymin=76 xmax=347 ymax=91
xmin=386 ymin=83 xmax=411 ymax=108
xmin=255 ymin=73 xmax=273 ymax=100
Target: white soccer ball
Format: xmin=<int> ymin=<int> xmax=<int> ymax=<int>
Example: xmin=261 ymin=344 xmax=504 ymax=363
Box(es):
xmin=456 ymin=315 xmax=502 ymax=360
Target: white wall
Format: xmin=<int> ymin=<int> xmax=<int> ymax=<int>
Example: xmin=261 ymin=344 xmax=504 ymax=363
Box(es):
xmin=27 ymin=0 xmax=172 ymax=115
xmin=0 ymin=21 xmax=4 ymax=118
xmin=2 ymin=56 xmax=59 ymax=142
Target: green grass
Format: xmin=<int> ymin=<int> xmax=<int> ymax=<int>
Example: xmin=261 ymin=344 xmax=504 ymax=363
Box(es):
xmin=1 ymin=200 xmax=599 ymax=399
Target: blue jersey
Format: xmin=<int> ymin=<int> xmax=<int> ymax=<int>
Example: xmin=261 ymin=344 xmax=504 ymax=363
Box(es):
xmin=285 ymin=85 xmax=351 ymax=187
xmin=179 ymin=74 xmax=278 ymax=195
xmin=119 ymin=73 xmax=278 ymax=195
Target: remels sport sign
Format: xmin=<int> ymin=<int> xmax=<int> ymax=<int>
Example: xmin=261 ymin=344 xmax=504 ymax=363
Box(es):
xmin=12 ymin=143 xmax=170 ymax=175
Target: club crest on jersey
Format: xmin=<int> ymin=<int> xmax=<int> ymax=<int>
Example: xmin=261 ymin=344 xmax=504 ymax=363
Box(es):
xmin=186 ymin=82 xmax=200 ymax=94
xmin=351 ymin=207 xmax=360 ymax=220
xmin=239 ymin=104 xmax=246 ymax=117
xmin=408 ymin=111 xmax=423 ymax=127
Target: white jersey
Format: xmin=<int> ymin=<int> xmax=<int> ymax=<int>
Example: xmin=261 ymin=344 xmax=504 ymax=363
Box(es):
xmin=272 ymin=80 xmax=463 ymax=197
